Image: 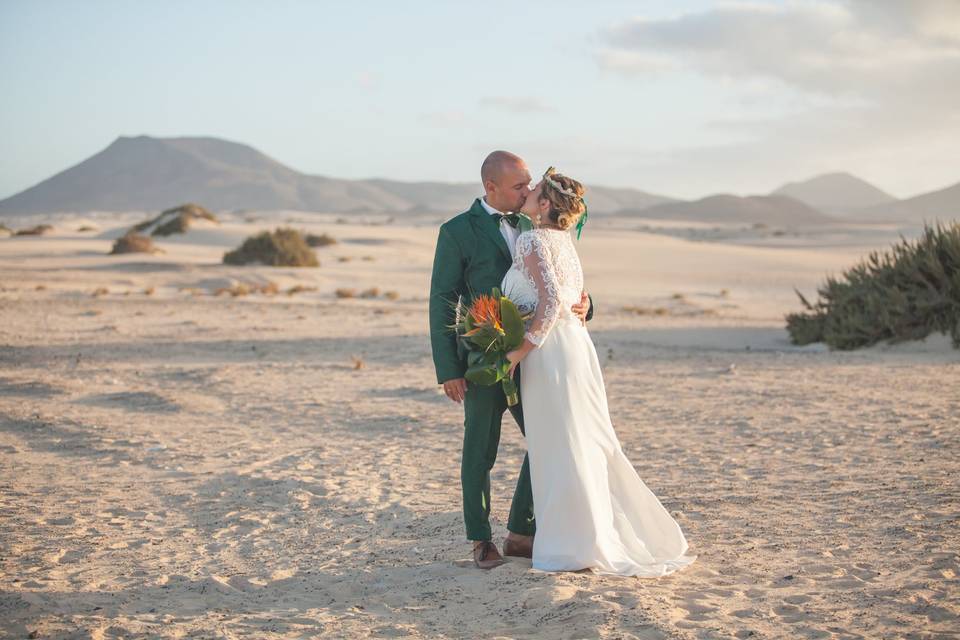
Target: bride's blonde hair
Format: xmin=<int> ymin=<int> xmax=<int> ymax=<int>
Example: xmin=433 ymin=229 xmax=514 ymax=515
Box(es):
xmin=541 ymin=167 xmax=587 ymax=231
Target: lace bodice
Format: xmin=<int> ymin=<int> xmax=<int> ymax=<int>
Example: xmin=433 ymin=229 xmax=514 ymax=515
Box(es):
xmin=502 ymin=228 xmax=584 ymax=346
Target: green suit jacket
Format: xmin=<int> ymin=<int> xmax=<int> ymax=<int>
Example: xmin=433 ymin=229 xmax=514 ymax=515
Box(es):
xmin=429 ymin=198 xmax=592 ymax=385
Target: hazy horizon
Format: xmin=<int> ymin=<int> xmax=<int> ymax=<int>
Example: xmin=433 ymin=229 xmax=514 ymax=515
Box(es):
xmin=2 ymin=0 xmax=958 ymax=201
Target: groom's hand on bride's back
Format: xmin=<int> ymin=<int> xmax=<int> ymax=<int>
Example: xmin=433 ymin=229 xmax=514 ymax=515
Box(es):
xmin=572 ymin=291 xmax=591 ymax=324
xmin=442 ymin=377 xmax=467 ymax=404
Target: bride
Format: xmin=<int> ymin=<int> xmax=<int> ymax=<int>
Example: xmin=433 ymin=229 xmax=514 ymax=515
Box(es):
xmin=502 ymin=168 xmax=696 ymax=576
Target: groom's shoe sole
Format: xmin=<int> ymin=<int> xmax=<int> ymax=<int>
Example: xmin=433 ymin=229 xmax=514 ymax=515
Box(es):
xmin=503 ymin=538 xmax=533 ymax=559
xmin=472 ymin=541 xmax=505 ymax=569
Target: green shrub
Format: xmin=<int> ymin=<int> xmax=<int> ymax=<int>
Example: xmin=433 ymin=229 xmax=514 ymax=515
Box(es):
xmin=305 ymin=232 xmax=337 ymax=247
xmin=14 ymin=224 xmax=53 ymax=236
xmin=134 ymin=203 xmax=218 ymax=237
xmin=786 ymin=222 xmax=960 ymax=349
xmin=223 ymin=227 xmax=319 ymax=267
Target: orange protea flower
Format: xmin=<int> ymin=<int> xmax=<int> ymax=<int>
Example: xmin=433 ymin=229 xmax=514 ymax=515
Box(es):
xmin=465 ymin=293 xmax=503 ymax=334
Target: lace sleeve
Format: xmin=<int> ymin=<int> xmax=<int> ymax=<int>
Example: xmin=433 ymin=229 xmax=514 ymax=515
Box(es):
xmin=520 ymin=232 xmax=562 ymax=347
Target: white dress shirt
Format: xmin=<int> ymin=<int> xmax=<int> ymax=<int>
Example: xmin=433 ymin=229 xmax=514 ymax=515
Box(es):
xmin=480 ymin=197 xmax=520 ymax=259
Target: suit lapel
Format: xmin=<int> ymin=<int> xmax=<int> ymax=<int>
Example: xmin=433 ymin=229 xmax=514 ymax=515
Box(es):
xmin=469 ymin=198 xmax=512 ymax=262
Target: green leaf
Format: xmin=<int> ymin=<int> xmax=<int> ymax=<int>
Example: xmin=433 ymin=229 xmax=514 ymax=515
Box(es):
xmin=500 ymin=296 xmax=525 ymax=350
xmin=465 ymin=362 xmax=501 ymax=385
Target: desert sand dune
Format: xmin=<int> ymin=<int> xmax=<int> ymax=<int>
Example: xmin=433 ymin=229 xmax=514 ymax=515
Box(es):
xmin=1 ymin=220 xmax=957 ymax=639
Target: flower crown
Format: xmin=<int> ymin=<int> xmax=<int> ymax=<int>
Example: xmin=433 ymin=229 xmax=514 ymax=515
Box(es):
xmin=541 ymin=166 xmax=590 ymax=240
xmin=543 ymin=167 xmax=579 ymax=199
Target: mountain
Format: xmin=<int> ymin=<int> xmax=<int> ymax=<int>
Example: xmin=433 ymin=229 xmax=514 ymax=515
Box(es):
xmin=0 ymin=136 xmax=408 ymax=215
xmin=772 ymin=172 xmax=896 ymax=215
xmin=0 ymin=135 xmax=674 ymax=216
xmin=854 ymin=181 xmax=960 ymax=223
xmin=628 ymin=194 xmax=837 ymax=226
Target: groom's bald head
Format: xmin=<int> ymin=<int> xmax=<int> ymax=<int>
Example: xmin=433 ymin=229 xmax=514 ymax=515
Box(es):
xmin=481 ymin=150 xmax=531 ymax=213
xmin=481 ymin=150 xmax=524 ymax=185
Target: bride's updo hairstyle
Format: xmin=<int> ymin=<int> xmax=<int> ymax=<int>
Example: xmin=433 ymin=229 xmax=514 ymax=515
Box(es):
xmin=540 ymin=167 xmax=587 ymax=231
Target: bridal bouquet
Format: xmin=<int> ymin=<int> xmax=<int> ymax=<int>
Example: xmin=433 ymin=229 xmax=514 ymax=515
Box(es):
xmin=452 ymin=288 xmax=528 ymax=406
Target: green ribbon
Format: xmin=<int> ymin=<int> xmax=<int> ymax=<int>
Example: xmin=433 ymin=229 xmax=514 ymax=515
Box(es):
xmin=576 ymin=201 xmax=589 ymax=240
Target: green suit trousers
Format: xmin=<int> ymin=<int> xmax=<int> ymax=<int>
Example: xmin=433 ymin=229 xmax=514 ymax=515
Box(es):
xmin=462 ymin=368 xmax=535 ymax=541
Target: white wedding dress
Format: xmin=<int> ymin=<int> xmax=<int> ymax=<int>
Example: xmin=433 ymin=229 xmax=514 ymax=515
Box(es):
xmin=501 ymin=228 xmax=696 ymax=576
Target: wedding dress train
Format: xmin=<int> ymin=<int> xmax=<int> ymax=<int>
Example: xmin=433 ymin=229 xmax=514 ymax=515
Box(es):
xmin=501 ymin=228 xmax=696 ymax=576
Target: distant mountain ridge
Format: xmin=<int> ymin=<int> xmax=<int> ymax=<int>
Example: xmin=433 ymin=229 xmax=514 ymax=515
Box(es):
xmin=1 ymin=136 xmax=955 ymax=225
xmin=0 ymin=135 xmax=674 ymax=216
xmin=854 ymin=181 xmax=960 ymax=223
xmin=772 ymin=172 xmax=896 ymax=215
xmin=628 ymin=194 xmax=837 ymax=226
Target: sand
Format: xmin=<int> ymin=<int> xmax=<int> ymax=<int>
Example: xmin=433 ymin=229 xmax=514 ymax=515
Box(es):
xmin=1 ymin=214 xmax=958 ymax=639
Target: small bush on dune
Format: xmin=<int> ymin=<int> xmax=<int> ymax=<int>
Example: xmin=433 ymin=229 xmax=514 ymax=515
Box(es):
xmin=335 ymin=288 xmax=356 ymax=299
xmin=787 ymin=222 xmax=960 ymax=349
xmin=134 ymin=203 xmax=218 ymax=237
xmin=15 ymin=224 xmax=53 ymax=236
xmin=306 ymin=232 xmax=337 ymax=247
xmin=110 ymin=232 xmax=159 ymax=254
xmin=223 ymin=227 xmax=319 ymax=267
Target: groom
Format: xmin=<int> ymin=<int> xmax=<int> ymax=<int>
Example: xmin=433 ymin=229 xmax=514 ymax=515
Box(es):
xmin=429 ymin=150 xmax=592 ymax=569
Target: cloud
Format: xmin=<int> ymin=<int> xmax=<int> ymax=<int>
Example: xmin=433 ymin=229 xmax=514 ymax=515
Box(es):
xmin=600 ymin=1 xmax=960 ymax=103
xmin=479 ymin=96 xmax=554 ymax=114
xmin=594 ymin=0 xmax=960 ymax=196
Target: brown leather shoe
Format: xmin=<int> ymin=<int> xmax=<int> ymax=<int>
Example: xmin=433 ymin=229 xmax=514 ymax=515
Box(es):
xmin=503 ymin=536 xmax=533 ymax=559
xmin=472 ymin=541 xmax=505 ymax=569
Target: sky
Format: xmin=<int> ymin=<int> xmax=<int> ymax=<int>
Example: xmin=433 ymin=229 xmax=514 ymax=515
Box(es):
xmin=1 ymin=0 xmax=958 ymax=201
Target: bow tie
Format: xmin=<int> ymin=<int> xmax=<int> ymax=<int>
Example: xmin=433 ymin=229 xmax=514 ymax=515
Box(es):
xmin=493 ymin=213 xmax=521 ymax=228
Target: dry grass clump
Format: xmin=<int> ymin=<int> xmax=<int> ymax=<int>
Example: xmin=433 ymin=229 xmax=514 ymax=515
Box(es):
xmin=134 ymin=203 xmax=218 ymax=237
xmin=351 ymin=355 xmax=365 ymax=370
xmin=110 ymin=232 xmax=159 ymax=255
xmin=15 ymin=224 xmax=53 ymax=236
xmin=92 ymin=287 xmax=109 ymax=297
xmin=286 ymin=285 xmax=318 ymax=296
xmin=77 ymin=225 xmax=98 ymax=232
xmin=335 ymin=287 xmax=397 ymax=300
xmin=35 ymin=284 xmax=47 ymax=291
xmin=361 ymin=255 xmax=375 ymax=262
xmin=305 ymin=232 xmax=337 ymax=247
xmin=143 ymin=286 xmax=156 ymax=296
xmin=223 ymin=228 xmax=319 ymax=267
xmin=787 ymin=222 xmax=960 ymax=349
xmin=623 ymin=305 xmax=670 ymax=316
xmin=214 ymin=281 xmax=279 ymax=297
xmin=337 ymin=256 xmax=352 ymax=263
